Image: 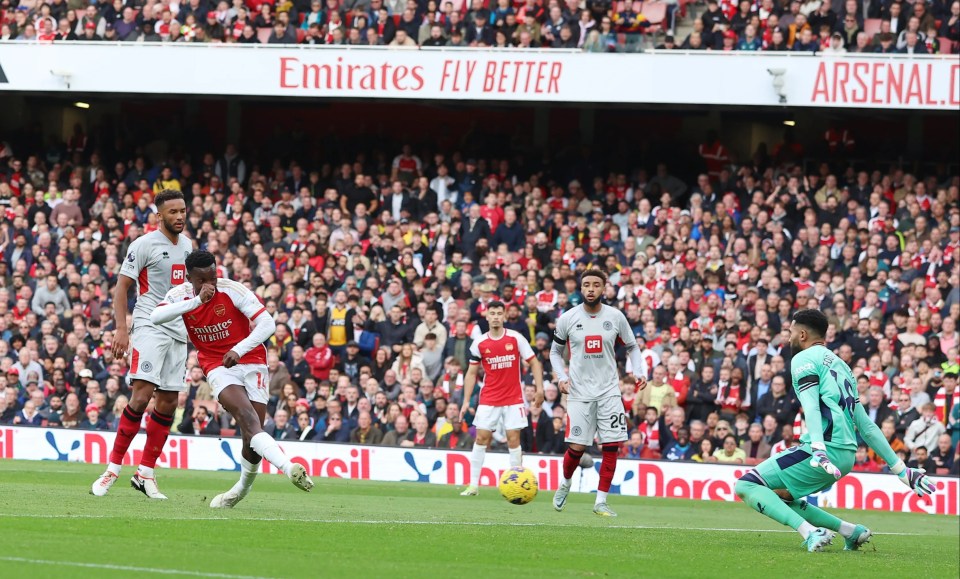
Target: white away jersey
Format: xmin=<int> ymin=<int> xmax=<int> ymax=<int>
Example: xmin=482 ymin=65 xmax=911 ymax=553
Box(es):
xmin=120 ymin=230 xmax=193 ymax=342
xmin=553 ymin=304 xmax=637 ymax=401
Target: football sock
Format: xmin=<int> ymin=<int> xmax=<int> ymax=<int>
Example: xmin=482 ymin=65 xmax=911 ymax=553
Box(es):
xmin=109 ymin=406 xmax=144 ymax=466
xmin=250 ymin=432 xmax=291 ymax=476
xmin=787 ymin=499 xmax=849 ymax=536
xmin=140 ymin=410 xmax=174 ymax=472
xmin=838 ymin=521 xmax=858 ymax=538
xmin=734 ymin=479 xmax=806 ymax=536
xmin=508 ymin=445 xmax=522 ymax=467
xmin=562 ymin=447 xmax=584 ymax=480
xmin=230 ymin=456 xmax=260 ymax=497
xmin=596 ymin=444 xmax=619 ymax=501
xmin=469 ymin=444 xmax=487 ymax=487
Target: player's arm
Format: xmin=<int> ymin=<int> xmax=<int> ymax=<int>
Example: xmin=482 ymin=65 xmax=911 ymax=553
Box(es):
xmin=150 ymin=293 xmax=203 ymax=325
xmin=111 ymin=274 xmax=136 ymax=358
xmin=226 ymin=287 xmax=277 ymax=366
xmin=549 ymin=313 xmax=570 ymax=392
xmin=854 ymin=403 xmax=936 ymax=497
xmin=518 ymin=336 xmax=543 ymax=408
xmin=459 ymin=356 xmax=481 ymax=422
xmin=792 ymin=368 xmax=839 ymax=479
xmin=617 ymin=312 xmax=647 ymax=391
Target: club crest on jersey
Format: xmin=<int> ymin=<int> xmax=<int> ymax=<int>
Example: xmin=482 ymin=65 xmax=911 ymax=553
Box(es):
xmin=505 ymin=343 xmax=514 ymax=351
xmin=214 ymin=304 xmax=226 ymax=317
xmin=603 ymin=321 xmax=613 ymax=331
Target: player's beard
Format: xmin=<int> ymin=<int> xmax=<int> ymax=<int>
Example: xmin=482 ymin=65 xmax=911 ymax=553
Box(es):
xmin=583 ymin=294 xmax=602 ymax=308
xmin=163 ymin=218 xmax=185 ymax=234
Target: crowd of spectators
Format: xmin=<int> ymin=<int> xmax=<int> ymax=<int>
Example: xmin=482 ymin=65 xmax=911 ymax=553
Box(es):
xmin=0 ymin=119 xmax=958 ymax=476
xmin=0 ymin=0 xmax=957 ymax=53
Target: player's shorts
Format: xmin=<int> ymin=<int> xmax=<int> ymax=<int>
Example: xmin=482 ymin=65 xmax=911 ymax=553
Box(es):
xmin=752 ymin=443 xmax=855 ymax=498
xmin=128 ymin=324 xmax=188 ymax=392
xmin=565 ymin=396 xmax=628 ymax=445
xmin=473 ymin=403 xmax=527 ymax=432
xmin=207 ymin=363 xmax=270 ymax=405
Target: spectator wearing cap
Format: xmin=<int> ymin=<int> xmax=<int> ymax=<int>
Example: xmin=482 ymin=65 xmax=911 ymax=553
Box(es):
xmin=339 ymin=341 xmax=372 ymax=383
xmin=78 ymin=403 xmax=108 ymax=431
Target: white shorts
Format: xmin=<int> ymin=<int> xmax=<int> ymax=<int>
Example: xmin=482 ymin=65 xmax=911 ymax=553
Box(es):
xmin=128 ymin=324 xmax=188 ymax=392
xmin=565 ymin=396 xmax=628 ymax=445
xmin=207 ymin=363 xmax=270 ymax=405
xmin=473 ymin=403 xmax=527 ymax=432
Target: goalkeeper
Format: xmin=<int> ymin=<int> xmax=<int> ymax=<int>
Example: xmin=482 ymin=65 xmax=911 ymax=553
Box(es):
xmin=735 ymin=309 xmax=937 ymax=552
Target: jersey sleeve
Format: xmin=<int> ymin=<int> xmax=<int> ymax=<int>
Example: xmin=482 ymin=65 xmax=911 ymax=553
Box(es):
xmin=791 ymin=354 xmax=826 ymax=447
xmin=468 ymin=339 xmax=481 ymax=366
xmin=616 ymin=310 xmax=639 ymax=348
xmin=226 ymin=284 xmax=266 ymax=320
xmin=552 ymin=311 xmax=569 ymax=345
xmin=119 ymin=239 xmax=146 ymax=281
xmin=515 ymin=332 xmax=536 ymax=362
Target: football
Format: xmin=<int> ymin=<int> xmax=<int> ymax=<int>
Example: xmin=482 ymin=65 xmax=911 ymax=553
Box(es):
xmin=498 ymin=467 xmax=539 ymax=505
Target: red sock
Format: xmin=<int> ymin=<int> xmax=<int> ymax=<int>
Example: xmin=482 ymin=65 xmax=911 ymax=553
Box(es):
xmin=109 ymin=406 xmax=144 ymax=465
xmin=140 ymin=411 xmax=174 ymax=469
xmin=598 ymin=444 xmax=619 ymax=493
xmin=562 ymin=447 xmax=584 ymax=480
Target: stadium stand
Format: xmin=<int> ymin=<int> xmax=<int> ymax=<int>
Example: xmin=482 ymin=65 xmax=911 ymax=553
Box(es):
xmin=0 ymin=118 xmax=957 ymax=475
xmin=0 ymin=0 xmax=957 ymax=53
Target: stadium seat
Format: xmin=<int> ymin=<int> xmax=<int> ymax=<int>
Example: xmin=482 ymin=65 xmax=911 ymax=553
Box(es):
xmin=221 ymin=428 xmax=237 ymax=438
xmin=641 ymin=2 xmax=667 ymax=35
xmin=257 ymin=26 xmax=272 ymax=43
xmin=939 ymin=37 xmax=954 ymax=54
xmin=863 ymin=18 xmax=881 ymax=37
xmin=296 ymin=28 xmax=305 ymax=43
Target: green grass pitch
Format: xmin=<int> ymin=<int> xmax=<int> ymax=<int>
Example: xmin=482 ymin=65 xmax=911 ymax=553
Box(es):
xmin=0 ymin=460 xmax=956 ymax=578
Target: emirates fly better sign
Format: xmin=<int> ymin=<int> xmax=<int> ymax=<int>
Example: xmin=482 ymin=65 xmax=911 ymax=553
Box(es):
xmin=0 ymin=43 xmax=957 ymax=109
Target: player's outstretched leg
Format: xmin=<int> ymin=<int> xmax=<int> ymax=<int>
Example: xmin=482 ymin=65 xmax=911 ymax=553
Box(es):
xmin=787 ymin=499 xmax=872 ymax=551
xmin=554 ymin=444 xmax=584 ymax=511
xmin=131 ymin=390 xmax=178 ymax=500
xmin=92 ymin=380 xmax=152 ymax=496
xmin=462 ymin=429 xmax=491 ymax=496
xmin=593 ymin=443 xmax=619 ymax=517
xmin=216 ymin=385 xmax=312 ymax=508
xmin=735 ymin=473 xmax=834 ymax=552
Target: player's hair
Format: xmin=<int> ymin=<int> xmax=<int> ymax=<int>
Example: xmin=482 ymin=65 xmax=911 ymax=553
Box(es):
xmin=184 ymin=250 xmax=216 ymax=271
xmin=486 ymin=300 xmax=505 ymax=311
xmin=154 ymin=189 xmax=184 ymax=209
xmin=791 ymin=308 xmax=828 ymax=338
xmin=580 ymin=268 xmax=608 ymax=286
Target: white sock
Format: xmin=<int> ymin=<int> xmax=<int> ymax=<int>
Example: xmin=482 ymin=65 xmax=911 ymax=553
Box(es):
xmin=106 ymin=462 xmax=121 ymax=476
xmin=561 ymin=477 xmax=572 ymax=488
xmin=508 ymin=446 xmax=522 ymax=467
xmin=838 ymin=521 xmax=857 ymax=538
xmin=136 ymin=465 xmax=154 ymax=479
xmin=797 ymin=521 xmax=816 ymax=540
xmin=469 ymin=444 xmax=486 ymax=487
xmin=231 ymin=456 xmax=259 ymax=497
xmin=596 ymin=490 xmax=608 ymax=505
xmin=250 ymin=432 xmax=291 ymax=476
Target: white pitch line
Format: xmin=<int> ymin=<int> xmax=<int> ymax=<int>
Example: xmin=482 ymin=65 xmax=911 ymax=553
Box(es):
xmin=0 ymin=513 xmax=943 ymax=536
xmin=0 ymin=556 xmax=273 ymax=579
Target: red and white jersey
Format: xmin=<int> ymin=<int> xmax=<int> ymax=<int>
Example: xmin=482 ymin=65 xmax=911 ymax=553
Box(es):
xmin=469 ymin=329 xmax=536 ymax=407
xmin=120 ymin=230 xmax=193 ymax=342
xmin=535 ymin=289 xmax=558 ymax=312
xmin=159 ymin=278 xmax=268 ymax=374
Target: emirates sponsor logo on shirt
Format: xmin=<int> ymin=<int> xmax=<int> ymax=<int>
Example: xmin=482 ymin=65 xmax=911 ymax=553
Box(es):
xmin=485 ymin=354 xmax=516 ymax=370
xmin=191 ymin=319 xmax=233 ymax=342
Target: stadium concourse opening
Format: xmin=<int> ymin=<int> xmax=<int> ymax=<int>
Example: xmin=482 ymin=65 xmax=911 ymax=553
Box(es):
xmin=0 ymin=94 xmax=957 ymax=178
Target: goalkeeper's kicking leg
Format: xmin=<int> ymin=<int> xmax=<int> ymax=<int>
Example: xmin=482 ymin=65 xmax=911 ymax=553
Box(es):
xmin=210 ymin=385 xmax=313 ymax=509
xmin=735 ymin=470 xmax=869 ymax=552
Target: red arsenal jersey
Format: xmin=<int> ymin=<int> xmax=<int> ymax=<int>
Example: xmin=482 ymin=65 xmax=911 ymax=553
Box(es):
xmin=159 ymin=279 xmax=268 ymax=374
xmin=468 ymin=329 xmax=536 ymax=406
